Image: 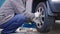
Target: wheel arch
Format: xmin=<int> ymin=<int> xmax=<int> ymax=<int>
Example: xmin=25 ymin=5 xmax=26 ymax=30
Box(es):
xmin=32 ymin=0 xmax=47 ymax=13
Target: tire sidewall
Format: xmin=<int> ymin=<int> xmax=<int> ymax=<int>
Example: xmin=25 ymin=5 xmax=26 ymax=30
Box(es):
xmin=35 ymin=2 xmax=54 ymax=33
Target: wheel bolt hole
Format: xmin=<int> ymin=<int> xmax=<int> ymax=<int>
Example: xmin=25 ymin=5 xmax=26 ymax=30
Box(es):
xmin=38 ymin=24 xmax=40 ymax=26
xmin=40 ymin=8 xmax=42 ymax=11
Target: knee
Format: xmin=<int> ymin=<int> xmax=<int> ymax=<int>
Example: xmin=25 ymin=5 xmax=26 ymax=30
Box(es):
xmin=15 ymin=14 xmax=26 ymax=20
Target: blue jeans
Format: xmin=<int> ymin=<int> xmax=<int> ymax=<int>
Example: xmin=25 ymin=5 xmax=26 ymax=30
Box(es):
xmin=0 ymin=14 xmax=26 ymax=34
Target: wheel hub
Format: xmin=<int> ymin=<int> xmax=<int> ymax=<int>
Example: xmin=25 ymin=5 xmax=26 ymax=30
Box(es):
xmin=36 ymin=7 xmax=45 ymax=29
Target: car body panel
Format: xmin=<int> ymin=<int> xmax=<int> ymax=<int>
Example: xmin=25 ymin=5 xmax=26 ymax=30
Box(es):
xmin=48 ymin=0 xmax=60 ymax=13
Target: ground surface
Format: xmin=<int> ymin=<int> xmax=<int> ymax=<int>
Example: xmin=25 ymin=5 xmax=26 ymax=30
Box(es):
xmin=12 ymin=23 xmax=60 ymax=34
xmin=0 ymin=23 xmax=60 ymax=34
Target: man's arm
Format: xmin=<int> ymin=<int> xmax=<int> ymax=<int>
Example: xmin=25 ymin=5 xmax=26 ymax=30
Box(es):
xmin=13 ymin=0 xmax=35 ymax=20
xmin=23 ymin=0 xmax=35 ymax=20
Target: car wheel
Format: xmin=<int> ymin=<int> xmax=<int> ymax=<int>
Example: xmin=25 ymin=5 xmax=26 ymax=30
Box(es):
xmin=35 ymin=2 xmax=55 ymax=33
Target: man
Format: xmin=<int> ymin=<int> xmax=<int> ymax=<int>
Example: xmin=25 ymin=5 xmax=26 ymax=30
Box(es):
xmin=0 ymin=0 xmax=40 ymax=34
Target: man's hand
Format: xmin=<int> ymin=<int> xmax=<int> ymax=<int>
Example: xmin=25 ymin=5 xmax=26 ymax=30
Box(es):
xmin=34 ymin=11 xmax=41 ymax=18
xmin=25 ymin=11 xmax=40 ymax=23
xmin=32 ymin=11 xmax=40 ymax=23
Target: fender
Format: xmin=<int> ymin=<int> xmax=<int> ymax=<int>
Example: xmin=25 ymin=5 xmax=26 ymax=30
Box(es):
xmin=46 ymin=1 xmax=58 ymax=16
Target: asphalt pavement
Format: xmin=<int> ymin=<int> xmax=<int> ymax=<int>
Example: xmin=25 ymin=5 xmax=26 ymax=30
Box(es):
xmin=0 ymin=23 xmax=60 ymax=34
xmin=11 ymin=23 xmax=60 ymax=34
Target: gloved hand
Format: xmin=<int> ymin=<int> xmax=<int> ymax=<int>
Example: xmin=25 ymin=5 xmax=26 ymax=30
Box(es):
xmin=25 ymin=11 xmax=40 ymax=23
xmin=32 ymin=11 xmax=41 ymax=23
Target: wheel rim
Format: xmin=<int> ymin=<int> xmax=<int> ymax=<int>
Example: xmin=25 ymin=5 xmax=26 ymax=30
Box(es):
xmin=36 ymin=7 xmax=45 ymax=29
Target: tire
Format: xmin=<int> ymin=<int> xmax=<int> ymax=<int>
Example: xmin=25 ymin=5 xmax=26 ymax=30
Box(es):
xmin=35 ymin=2 xmax=55 ymax=33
